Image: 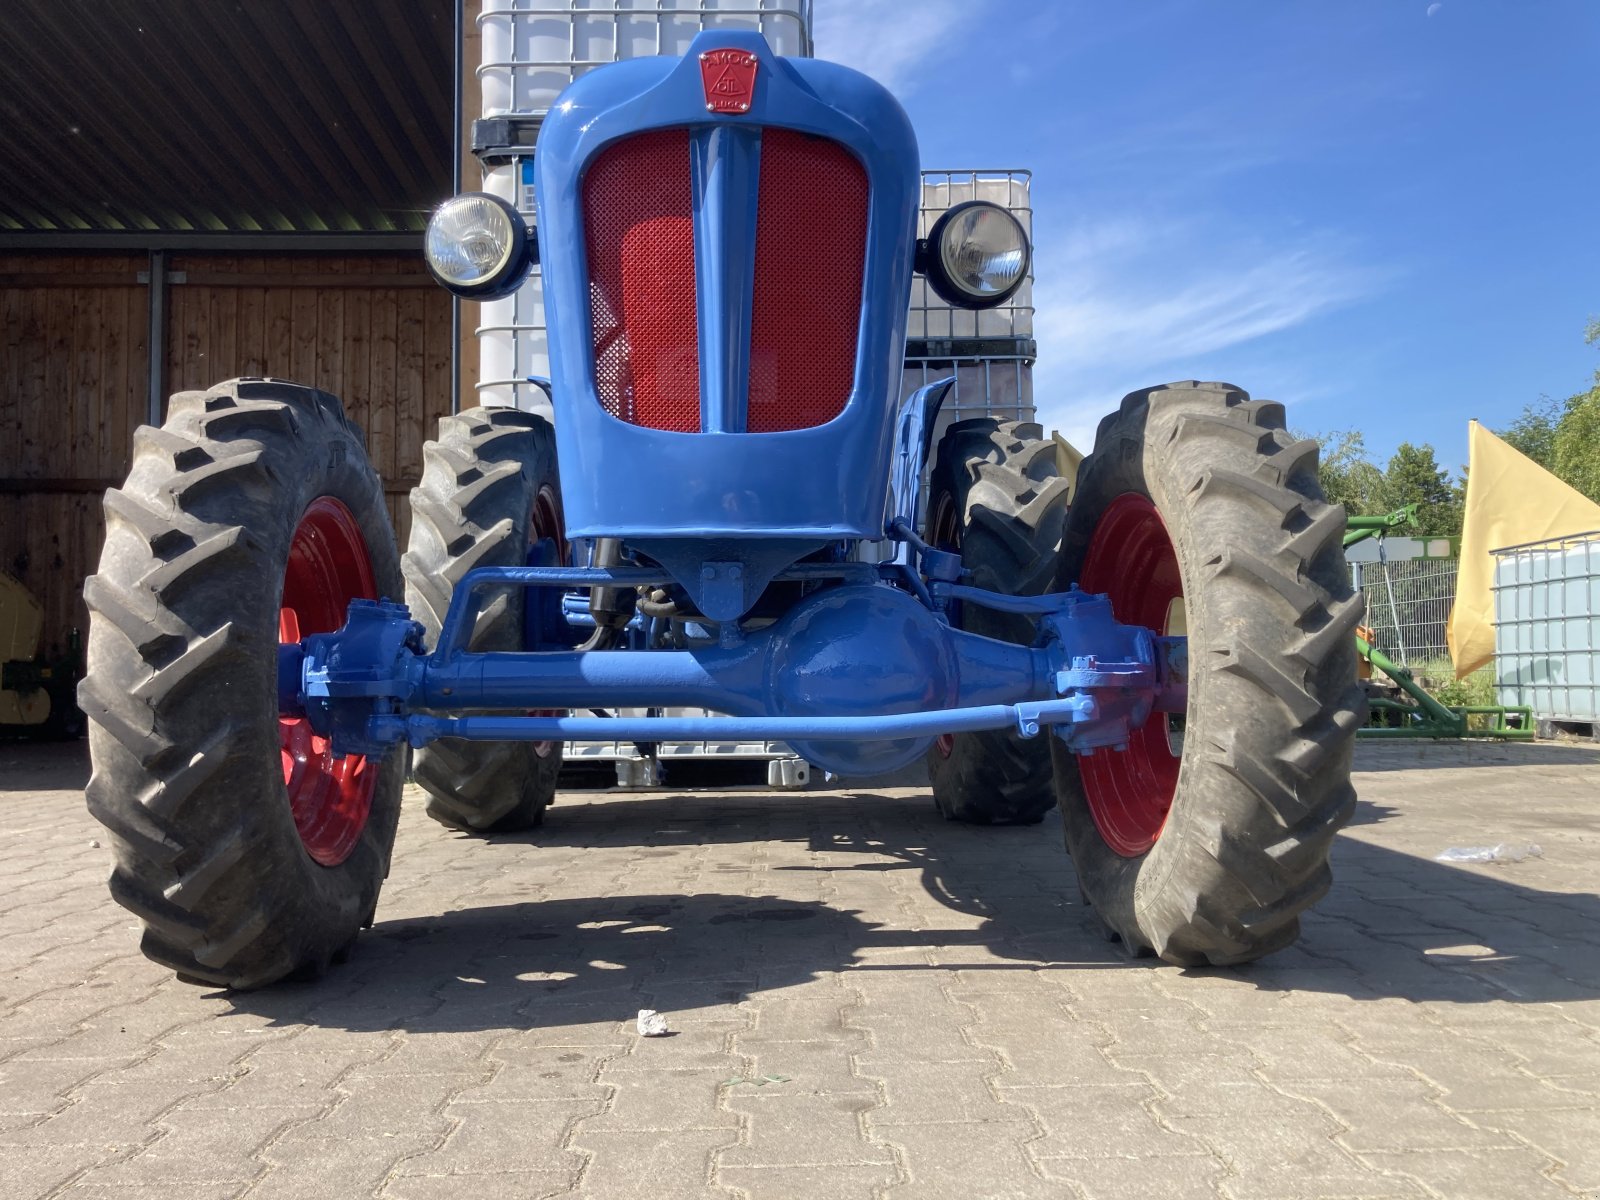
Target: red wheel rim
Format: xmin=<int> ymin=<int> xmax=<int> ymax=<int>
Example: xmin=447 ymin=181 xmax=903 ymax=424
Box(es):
xmin=929 ymin=491 xmax=960 ymax=760
xmin=279 ymin=498 xmax=379 ymax=867
xmin=1077 ymin=493 xmax=1184 ymax=857
xmin=529 ymin=482 xmax=565 ymax=756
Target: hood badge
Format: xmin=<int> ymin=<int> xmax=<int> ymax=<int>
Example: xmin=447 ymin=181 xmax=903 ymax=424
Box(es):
xmin=700 ymin=49 xmax=758 ymax=114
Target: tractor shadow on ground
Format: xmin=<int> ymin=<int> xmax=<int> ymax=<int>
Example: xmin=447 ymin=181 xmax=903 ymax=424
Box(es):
xmin=0 ymin=738 xmax=89 ymax=793
xmin=221 ymin=786 xmax=1600 ymax=1031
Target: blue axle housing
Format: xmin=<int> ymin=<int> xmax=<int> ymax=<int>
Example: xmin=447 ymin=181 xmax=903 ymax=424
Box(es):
xmin=279 ymin=561 xmax=1186 ymax=778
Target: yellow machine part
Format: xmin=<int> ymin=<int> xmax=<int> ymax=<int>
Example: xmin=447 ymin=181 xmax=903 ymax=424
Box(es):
xmin=0 ymin=571 xmax=43 ymax=663
xmin=0 ymin=686 xmax=51 ymax=726
xmin=1 ymin=570 xmax=50 ymax=726
xmin=1355 ymin=624 xmax=1376 ymax=680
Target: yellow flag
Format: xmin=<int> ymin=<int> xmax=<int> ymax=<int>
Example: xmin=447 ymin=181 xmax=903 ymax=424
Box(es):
xmin=1447 ymin=420 xmax=1600 ymax=677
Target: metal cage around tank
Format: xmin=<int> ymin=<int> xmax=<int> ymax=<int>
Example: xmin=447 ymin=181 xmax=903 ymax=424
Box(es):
xmin=1493 ymin=531 xmax=1600 ymax=727
xmin=901 ymin=169 xmax=1038 ymax=540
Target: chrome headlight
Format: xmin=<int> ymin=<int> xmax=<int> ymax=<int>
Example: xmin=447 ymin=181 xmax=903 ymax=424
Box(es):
xmin=922 ymin=201 xmax=1030 ymax=309
xmin=424 ymin=193 xmax=535 ymax=300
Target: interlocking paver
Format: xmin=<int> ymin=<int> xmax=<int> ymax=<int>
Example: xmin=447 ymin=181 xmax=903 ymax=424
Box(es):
xmin=730 ymin=1038 xmax=878 ymax=1097
xmin=1037 ymin=1154 xmax=1228 ymax=1200
xmin=2 ymin=738 xmax=1598 ymax=1198
xmin=1200 ymin=1022 xmax=1412 ymax=1082
xmin=382 ymin=1170 xmax=572 ymax=1200
xmin=73 ymin=1105 xmax=314 ymax=1185
xmin=875 ymin=1121 xmax=1060 ymax=1198
xmin=0 ymin=1141 xmax=146 ymax=1200
xmin=1278 ymin=1077 xmax=1516 ymax=1153
xmin=1466 ymin=1105 xmax=1600 ymax=1193
xmin=575 ymin=1069 xmax=740 ymax=1132
xmin=402 ymin=1098 xmax=597 ymax=1177
xmin=53 ymin=1184 xmax=248 ymax=1199
xmin=719 ymin=1092 xmax=894 ymax=1168
xmin=858 ymin=1057 xmax=1020 ymax=1127
xmin=573 ymin=1128 xmax=738 ymax=1198
xmin=251 ymin=1134 xmax=441 ymax=1198
xmin=1006 ymin=1082 xmax=1209 ymax=1161
xmin=1359 ymin=1146 xmax=1579 ymax=1200
xmin=717 ymin=1162 xmax=902 ymax=1200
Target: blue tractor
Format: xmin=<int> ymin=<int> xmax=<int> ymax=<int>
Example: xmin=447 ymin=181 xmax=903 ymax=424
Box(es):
xmin=80 ymin=32 xmax=1363 ymax=988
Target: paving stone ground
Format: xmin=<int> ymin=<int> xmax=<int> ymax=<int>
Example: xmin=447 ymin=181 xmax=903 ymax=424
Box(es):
xmin=1 ymin=739 xmax=1597 ymax=1199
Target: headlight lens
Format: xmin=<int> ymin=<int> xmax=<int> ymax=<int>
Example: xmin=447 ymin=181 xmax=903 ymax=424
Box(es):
xmin=424 ymin=193 xmax=532 ymax=299
xmin=926 ymin=201 xmax=1030 ymax=308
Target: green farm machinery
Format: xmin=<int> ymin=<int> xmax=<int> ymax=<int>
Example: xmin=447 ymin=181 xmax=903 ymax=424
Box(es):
xmin=1347 ymin=507 xmax=1531 ymax=739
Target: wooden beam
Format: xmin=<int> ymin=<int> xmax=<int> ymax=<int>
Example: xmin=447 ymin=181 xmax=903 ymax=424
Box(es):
xmin=0 ymin=272 xmax=145 ymax=288
xmin=176 ymin=272 xmax=436 ymax=289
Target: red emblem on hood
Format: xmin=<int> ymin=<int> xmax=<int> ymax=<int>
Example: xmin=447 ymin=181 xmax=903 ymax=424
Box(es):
xmin=699 ymin=49 xmax=758 ymax=114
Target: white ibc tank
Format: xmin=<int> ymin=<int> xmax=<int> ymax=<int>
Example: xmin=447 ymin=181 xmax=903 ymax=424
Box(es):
xmin=480 ymin=0 xmax=812 ymax=117
xmin=909 ymin=171 xmax=1035 ymax=344
xmin=903 ymin=170 xmax=1037 ymax=457
xmin=477 ymin=161 xmax=552 ymax=413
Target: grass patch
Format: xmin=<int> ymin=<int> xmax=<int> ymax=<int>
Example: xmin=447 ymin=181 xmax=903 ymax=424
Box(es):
xmin=1415 ymin=660 xmax=1496 ymax=710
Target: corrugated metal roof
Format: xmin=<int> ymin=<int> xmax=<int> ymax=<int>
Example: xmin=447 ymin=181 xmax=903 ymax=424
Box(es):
xmin=0 ymin=0 xmax=453 ymax=235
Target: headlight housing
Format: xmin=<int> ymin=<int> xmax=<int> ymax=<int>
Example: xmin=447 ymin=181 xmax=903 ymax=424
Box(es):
xmin=424 ymin=193 xmax=536 ymax=301
xmin=921 ymin=201 xmax=1030 ymax=309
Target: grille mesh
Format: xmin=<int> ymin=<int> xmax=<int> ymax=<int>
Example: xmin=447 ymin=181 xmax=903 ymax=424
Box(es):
xmin=583 ymin=128 xmax=700 ymax=432
xmin=747 ymin=129 xmax=867 ymax=433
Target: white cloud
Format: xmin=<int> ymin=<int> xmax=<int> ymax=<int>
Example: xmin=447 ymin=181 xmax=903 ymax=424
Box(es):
xmin=1029 ymin=216 xmax=1388 ymax=451
xmin=810 ymin=0 xmax=986 ymax=97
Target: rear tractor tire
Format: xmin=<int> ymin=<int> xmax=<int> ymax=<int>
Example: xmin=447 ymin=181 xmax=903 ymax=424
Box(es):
xmin=80 ymin=378 xmax=404 ymax=989
xmin=404 ymin=408 xmax=564 ymax=834
xmin=1054 ymin=382 xmax=1365 ymax=965
xmin=925 ymin=419 xmax=1070 ymax=825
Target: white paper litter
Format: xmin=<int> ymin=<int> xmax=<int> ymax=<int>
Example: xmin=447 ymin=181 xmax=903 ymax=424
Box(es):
xmin=636 ymin=1009 xmax=670 ymax=1037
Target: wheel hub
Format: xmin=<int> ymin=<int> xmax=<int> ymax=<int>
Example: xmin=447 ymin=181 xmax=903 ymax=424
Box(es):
xmin=1077 ymin=492 xmax=1184 ymax=857
xmin=279 ymin=497 xmax=379 ymax=867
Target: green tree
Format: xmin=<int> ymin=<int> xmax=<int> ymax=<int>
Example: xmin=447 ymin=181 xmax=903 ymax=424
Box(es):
xmin=1306 ymin=428 xmax=1384 ymax=516
xmin=1497 ymin=396 xmax=1563 ymax=469
xmin=1551 ymin=390 xmax=1600 ymax=502
xmin=1373 ymin=442 xmax=1463 ymax=536
xmin=1496 ymin=319 xmax=1600 ymax=504
xmin=1547 ymin=319 xmax=1600 ymax=503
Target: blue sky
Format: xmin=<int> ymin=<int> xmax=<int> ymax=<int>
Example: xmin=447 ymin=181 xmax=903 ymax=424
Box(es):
xmin=814 ymin=0 xmax=1600 ymax=473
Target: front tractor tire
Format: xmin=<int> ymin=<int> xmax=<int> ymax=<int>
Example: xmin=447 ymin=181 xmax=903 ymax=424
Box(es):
xmin=1055 ymin=382 xmax=1365 ymax=965
xmin=925 ymin=419 xmax=1070 ymax=825
xmin=403 ymin=408 xmax=564 ymax=834
xmin=80 ymin=379 xmax=405 ymax=989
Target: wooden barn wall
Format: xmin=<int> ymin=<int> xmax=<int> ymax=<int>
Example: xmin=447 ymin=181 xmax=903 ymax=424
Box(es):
xmin=165 ymin=254 xmax=454 ymax=543
xmin=2 ymin=252 xmax=453 ymax=657
xmin=1 ymin=253 xmax=148 ymax=659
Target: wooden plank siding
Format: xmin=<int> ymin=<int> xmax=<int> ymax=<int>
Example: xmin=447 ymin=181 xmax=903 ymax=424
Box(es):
xmin=163 ymin=252 xmax=454 ymax=545
xmin=1 ymin=253 xmax=148 ymax=658
xmin=2 ymin=252 xmax=455 ymax=656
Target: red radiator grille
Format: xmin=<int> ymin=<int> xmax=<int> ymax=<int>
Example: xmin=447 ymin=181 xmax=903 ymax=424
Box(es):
xmin=747 ymin=130 xmax=867 ymax=433
xmin=583 ymin=128 xmax=701 ymax=432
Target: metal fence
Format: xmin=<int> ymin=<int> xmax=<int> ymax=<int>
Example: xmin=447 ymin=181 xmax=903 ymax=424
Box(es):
xmin=1353 ymin=557 xmax=1459 ymax=668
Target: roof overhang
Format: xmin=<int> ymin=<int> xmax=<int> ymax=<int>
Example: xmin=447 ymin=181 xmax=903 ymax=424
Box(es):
xmin=0 ymin=0 xmax=453 ymax=239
